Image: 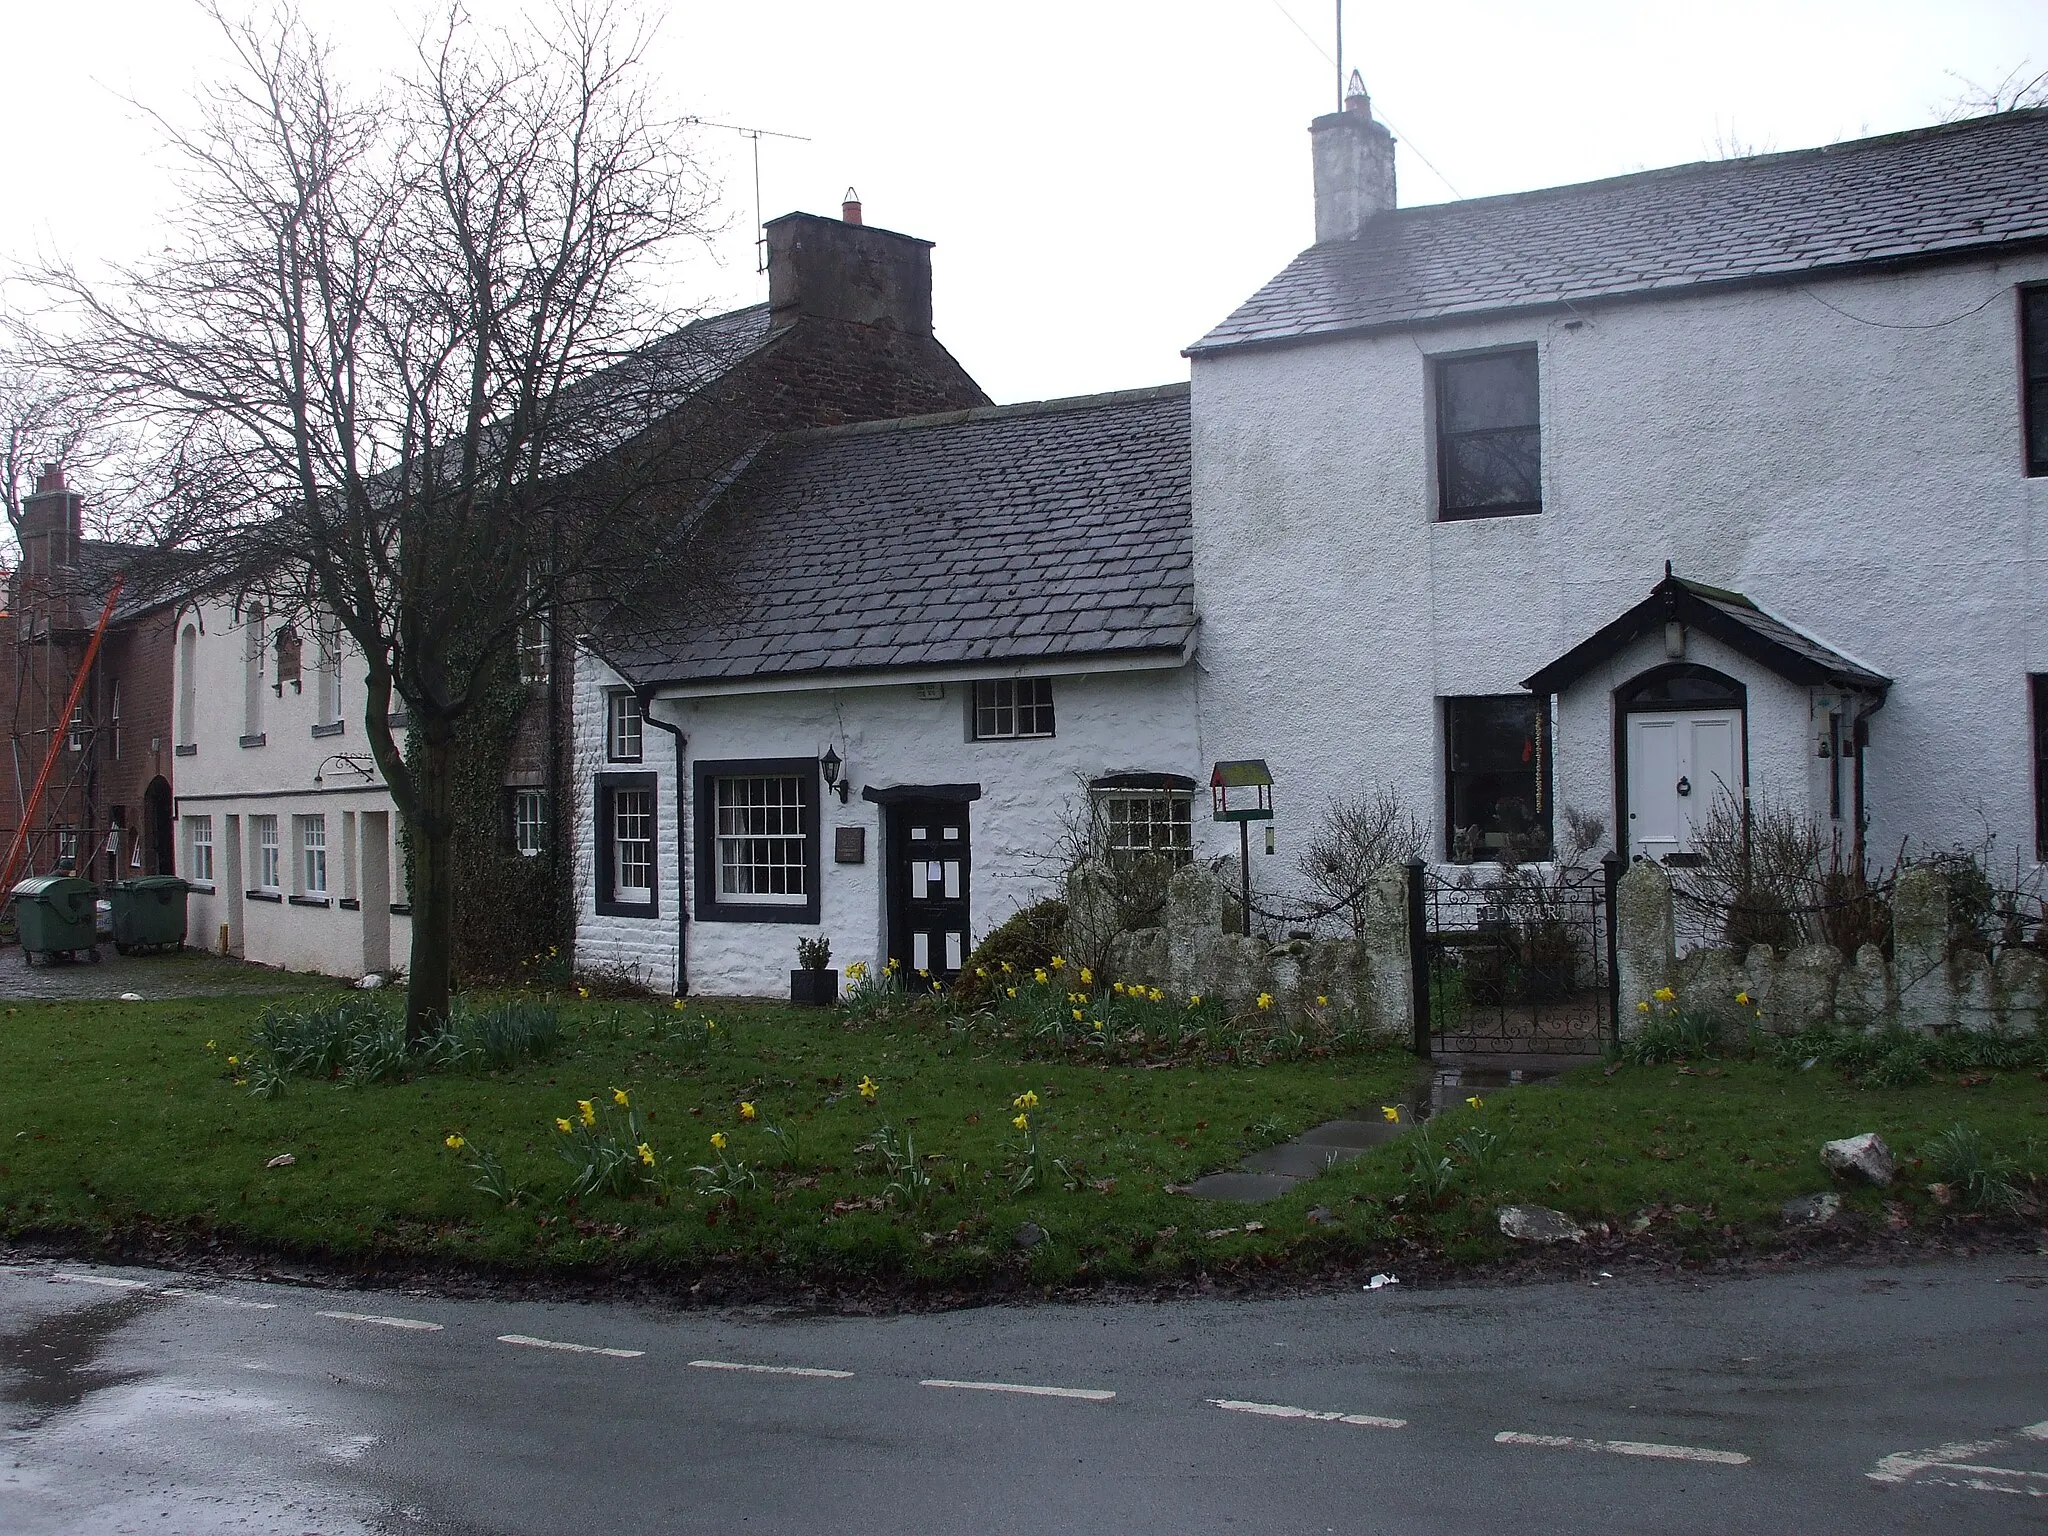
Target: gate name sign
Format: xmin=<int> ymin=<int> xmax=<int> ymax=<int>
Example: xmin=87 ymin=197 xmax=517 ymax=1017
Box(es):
xmin=1210 ymin=760 xmax=1274 ymax=822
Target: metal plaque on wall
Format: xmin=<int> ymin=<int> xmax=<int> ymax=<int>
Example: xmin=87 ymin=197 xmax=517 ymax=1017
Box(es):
xmin=834 ymin=826 xmax=866 ymax=864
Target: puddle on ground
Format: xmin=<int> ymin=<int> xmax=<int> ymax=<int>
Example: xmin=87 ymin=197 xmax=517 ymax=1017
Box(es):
xmin=0 ymin=1294 xmax=154 ymax=1429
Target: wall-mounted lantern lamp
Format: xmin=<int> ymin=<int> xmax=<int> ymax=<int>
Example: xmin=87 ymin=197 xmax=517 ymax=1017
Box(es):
xmin=821 ymin=745 xmax=850 ymax=804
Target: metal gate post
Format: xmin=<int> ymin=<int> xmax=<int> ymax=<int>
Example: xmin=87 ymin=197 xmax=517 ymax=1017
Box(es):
xmin=1601 ymin=851 xmax=1623 ymax=1048
xmin=1405 ymin=856 xmax=1430 ymax=1059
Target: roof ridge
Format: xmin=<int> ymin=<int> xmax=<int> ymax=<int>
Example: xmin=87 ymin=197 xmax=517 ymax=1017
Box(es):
xmin=790 ymin=381 xmax=1189 ymax=444
xmin=1374 ymin=106 xmax=2048 ymax=227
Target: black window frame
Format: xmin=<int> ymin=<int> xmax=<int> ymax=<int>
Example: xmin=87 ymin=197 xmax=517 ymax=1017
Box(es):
xmin=606 ymin=691 xmax=644 ymax=763
xmin=594 ymin=771 xmax=659 ymax=918
xmin=692 ymin=756 xmax=820 ymax=925
xmin=1433 ymin=345 xmax=1543 ymax=520
xmin=2024 ymin=285 xmax=2048 ymax=477
xmin=1088 ymin=772 xmax=1196 ymax=867
xmin=2033 ymin=675 xmax=2048 ymax=861
xmin=970 ymin=677 xmax=1057 ymax=741
xmin=1443 ymin=694 xmax=1553 ymax=862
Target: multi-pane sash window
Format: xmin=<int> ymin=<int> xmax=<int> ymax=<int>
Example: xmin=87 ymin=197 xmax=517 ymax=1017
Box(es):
xmin=607 ymin=692 xmax=644 ymax=762
xmin=715 ymin=776 xmax=806 ymax=902
xmin=253 ymin=815 xmax=281 ymax=889
xmin=301 ymin=816 xmax=327 ymax=896
xmin=972 ymin=678 xmax=1056 ymax=740
xmin=513 ymin=789 xmax=547 ymax=857
xmin=185 ymin=815 xmax=214 ymax=883
xmin=2026 ymin=288 xmax=2048 ymax=477
xmin=1444 ymin=695 xmax=1552 ymax=861
xmin=612 ymin=788 xmax=654 ymax=901
xmin=1095 ymin=788 xmax=1194 ymax=864
xmin=1435 ymin=348 xmax=1542 ymax=518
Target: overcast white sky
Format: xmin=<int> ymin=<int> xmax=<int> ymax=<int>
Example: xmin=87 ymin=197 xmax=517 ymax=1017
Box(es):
xmin=3 ymin=2 xmax=2044 ymax=404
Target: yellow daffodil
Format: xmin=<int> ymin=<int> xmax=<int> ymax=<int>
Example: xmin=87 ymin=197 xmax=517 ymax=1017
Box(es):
xmin=226 ymin=1054 xmax=238 ymax=1066
xmin=204 ymin=1040 xmax=216 ymax=1052
xmin=1735 ymin=990 xmax=1751 ymax=1005
xmin=886 ymin=957 xmax=901 ymax=971
xmin=1637 ymin=999 xmax=1651 ymax=1013
xmin=1033 ymin=968 xmax=1048 ymax=985
xmin=1188 ymin=994 xmax=1202 ymax=1007
xmin=577 ymin=986 xmax=589 ymax=999
xmin=999 ymin=961 xmax=1012 ymax=974
xmin=710 ymin=1131 xmax=728 ymax=1151
xmin=706 ymin=1019 xmax=716 ymax=1030
xmin=1012 ymin=1113 xmax=1030 ymax=1131
xmin=1072 ymin=1009 xmax=1084 ymax=1022
xmin=858 ymin=1075 xmax=879 ymax=1102
xmin=444 ymin=1134 xmax=465 ymax=1150
xmin=637 ymin=1143 xmax=655 ymax=1166
xmin=1316 ymin=995 xmax=1330 ymax=1008
xmin=1653 ymin=986 xmax=1676 ymax=1003
xmin=1013 ymin=1090 xmax=1039 ymax=1109
xmin=612 ymin=1087 xmax=630 ymax=1107
xmin=1380 ymin=1105 xmax=1400 ymax=1122
xmin=1080 ymin=967 xmax=1093 ymax=984
xmin=1050 ymin=956 xmax=1066 ymax=971
xmin=739 ymin=1101 xmax=757 ymax=1121
xmin=975 ymin=965 xmax=988 ymax=978
xmin=671 ymin=998 xmax=685 ymax=1010
xmin=1005 ymin=986 xmax=1018 ymax=999
xmin=577 ymin=1099 xmax=596 ymax=1127
xmin=1148 ymin=987 xmax=1165 ymax=1004
xmin=1255 ymin=993 xmax=1274 ymax=1011
xmin=1465 ymin=1095 xmax=1484 ymax=1110
xmin=556 ymin=1117 xmax=573 ymax=1133
xmin=1112 ymin=980 xmax=1126 ymax=995
xmin=1093 ymin=1020 xmax=1104 ymax=1032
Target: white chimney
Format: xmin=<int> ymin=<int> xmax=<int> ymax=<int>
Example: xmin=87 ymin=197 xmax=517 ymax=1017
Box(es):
xmin=1310 ymin=70 xmax=1396 ymax=243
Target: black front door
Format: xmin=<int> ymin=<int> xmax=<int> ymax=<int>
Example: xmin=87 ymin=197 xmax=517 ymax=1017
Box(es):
xmin=885 ymin=798 xmax=971 ymax=986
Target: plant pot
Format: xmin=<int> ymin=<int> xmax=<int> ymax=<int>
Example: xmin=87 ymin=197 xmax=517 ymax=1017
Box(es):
xmin=790 ymin=968 xmax=839 ymax=1007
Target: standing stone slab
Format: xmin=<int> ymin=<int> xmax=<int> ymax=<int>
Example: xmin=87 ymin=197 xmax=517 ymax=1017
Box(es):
xmin=1996 ymin=948 xmax=2048 ymax=1037
xmin=1764 ymin=945 xmax=1842 ymax=1036
xmin=1835 ymin=944 xmax=1895 ymax=1032
xmin=1891 ymin=867 xmax=1950 ymax=1033
xmin=1361 ymin=863 xmax=1412 ymax=1043
xmin=1953 ymin=949 xmax=1997 ymax=1034
xmin=1616 ymin=860 xmax=1675 ymax=1036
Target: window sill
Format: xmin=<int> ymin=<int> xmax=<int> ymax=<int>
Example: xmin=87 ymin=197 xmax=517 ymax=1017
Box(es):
xmin=337 ymin=897 xmax=360 ymax=911
xmin=185 ymin=880 xmax=216 ymax=894
xmin=595 ymin=897 xmax=659 ymax=919
xmin=1436 ymin=504 xmax=1543 ymax=523
xmin=288 ymin=895 xmax=331 ymax=908
xmin=387 ymin=712 xmax=410 ymax=730
xmin=695 ymin=902 xmax=816 ymax=926
xmin=247 ymin=890 xmax=282 ymax=903
xmin=238 ymin=733 xmax=267 ymax=749
xmin=389 ymin=902 xmax=411 ymax=916
xmin=174 ymin=743 xmax=197 ymax=758
xmin=311 ymin=721 xmax=345 ymax=739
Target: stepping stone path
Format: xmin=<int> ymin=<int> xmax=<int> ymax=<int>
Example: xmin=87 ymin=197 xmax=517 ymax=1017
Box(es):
xmin=1175 ymin=1110 xmax=1417 ymax=1203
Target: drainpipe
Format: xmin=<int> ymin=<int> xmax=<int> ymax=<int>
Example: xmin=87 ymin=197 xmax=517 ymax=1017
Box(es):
xmin=638 ymin=690 xmax=687 ymax=997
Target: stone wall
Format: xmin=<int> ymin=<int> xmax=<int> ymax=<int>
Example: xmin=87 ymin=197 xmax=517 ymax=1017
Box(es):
xmin=1616 ymin=860 xmax=2047 ymax=1036
xmin=1076 ymin=856 xmax=1414 ymax=1040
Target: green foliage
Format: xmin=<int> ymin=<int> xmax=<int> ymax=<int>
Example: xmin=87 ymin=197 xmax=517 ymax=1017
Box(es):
xmin=248 ymin=993 xmax=562 ymax=1087
xmin=1615 ymin=1006 xmax=1725 ymax=1067
xmin=1920 ymin=1121 xmax=2022 ymax=1210
xmin=554 ymin=1091 xmax=658 ymax=1201
xmin=796 ymin=935 xmax=832 ymax=970
xmin=953 ymin=899 xmax=1068 ymax=1007
xmin=1768 ymin=1025 xmax=2048 ymax=1087
xmin=1400 ymin=1122 xmax=1457 ymax=1205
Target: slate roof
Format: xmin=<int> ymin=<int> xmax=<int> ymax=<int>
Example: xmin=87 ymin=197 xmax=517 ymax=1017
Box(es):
xmin=602 ymin=384 xmax=1194 ymax=688
xmin=1522 ymin=571 xmax=1890 ymax=699
xmin=1193 ymin=108 xmax=2048 ymax=354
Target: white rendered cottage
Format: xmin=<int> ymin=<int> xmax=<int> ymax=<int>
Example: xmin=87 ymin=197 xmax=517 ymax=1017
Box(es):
xmin=172 ymin=599 xmax=411 ymax=976
xmin=574 ymin=385 xmax=1199 ymax=995
xmin=1184 ymin=85 xmax=2048 ymax=882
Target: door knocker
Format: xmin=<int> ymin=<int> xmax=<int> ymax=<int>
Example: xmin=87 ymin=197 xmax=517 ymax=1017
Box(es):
xmin=1676 ymin=776 xmax=1692 ymax=797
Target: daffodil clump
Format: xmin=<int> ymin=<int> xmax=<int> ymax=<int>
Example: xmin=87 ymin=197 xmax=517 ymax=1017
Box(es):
xmin=554 ymin=1086 xmax=667 ymax=1201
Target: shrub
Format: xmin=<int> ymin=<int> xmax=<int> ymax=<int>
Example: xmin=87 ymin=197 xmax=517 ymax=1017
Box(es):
xmin=954 ymin=899 xmax=1068 ymax=1007
xmin=1921 ymin=1122 xmax=2021 ymax=1211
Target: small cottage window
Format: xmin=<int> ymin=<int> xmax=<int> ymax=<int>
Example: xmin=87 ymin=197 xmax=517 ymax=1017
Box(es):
xmin=2033 ymin=675 xmax=2048 ymax=860
xmin=691 ymin=758 xmax=819 ymax=923
xmin=511 ymin=788 xmax=547 ymax=857
xmin=253 ymin=814 xmax=281 ymax=890
xmin=593 ymin=773 xmax=657 ymax=916
xmin=2025 ymin=287 xmax=2048 ymax=477
xmin=1090 ymin=774 xmax=1195 ymax=865
xmin=607 ymin=692 xmax=643 ymax=762
xmin=184 ymin=815 xmax=214 ymax=883
xmin=316 ymin=621 xmax=343 ymax=727
xmin=243 ymin=603 xmax=266 ymax=740
xmin=1434 ymin=347 xmax=1542 ymax=518
xmin=972 ymin=678 xmax=1055 ymax=740
xmin=300 ymin=815 xmax=328 ymax=896
xmin=1444 ymin=695 xmax=1552 ymax=861
xmin=110 ymin=683 xmax=121 ymax=761
xmin=56 ymin=829 xmax=80 ymax=869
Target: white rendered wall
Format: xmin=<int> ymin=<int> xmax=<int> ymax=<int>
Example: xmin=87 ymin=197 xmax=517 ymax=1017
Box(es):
xmin=574 ymin=649 xmax=1204 ymax=996
xmin=1191 ymin=254 xmax=2048 ymax=883
xmin=174 ymin=599 xmax=410 ymax=978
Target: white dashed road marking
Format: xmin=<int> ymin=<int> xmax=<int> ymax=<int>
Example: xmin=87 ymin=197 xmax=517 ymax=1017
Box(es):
xmin=317 ymin=1311 xmax=444 ymax=1332
xmin=690 ymin=1359 xmax=852 ymax=1378
xmin=52 ymin=1272 xmax=279 ymax=1308
xmin=499 ymin=1334 xmax=644 ymax=1359
xmin=1868 ymin=1420 xmax=2048 ymax=1495
xmin=1211 ymin=1398 xmax=1406 ymax=1429
xmin=159 ymin=1288 xmax=277 ymax=1310
xmin=922 ymin=1379 xmax=1115 ymax=1401
xmin=53 ymin=1272 xmax=152 ymax=1291
xmin=1496 ymin=1432 xmax=1751 ymax=1466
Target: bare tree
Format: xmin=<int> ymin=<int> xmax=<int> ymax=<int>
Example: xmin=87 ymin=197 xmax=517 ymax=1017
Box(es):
xmin=1298 ymin=787 xmax=1426 ymax=940
xmin=1941 ymin=63 xmax=2048 ymax=120
xmin=17 ymin=1 xmax=722 ymax=1038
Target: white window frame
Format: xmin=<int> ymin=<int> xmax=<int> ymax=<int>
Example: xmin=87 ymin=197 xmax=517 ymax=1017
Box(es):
xmin=713 ymin=775 xmax=807 ymax=905
xmin=513 ymin=789 xmax=547 ymax=857
xmin=607 ymin=692 xmax=643 ymax=762
xmin=316 ymin=621 xmax=344 ymax=727
xmin=611 ymin=787 xmax=653 ymax=902
xmin=184 ymin=815 xmax=214 ymax=883
xmin=1093 ymin=785 xmax=1195 ymax=865
xmin=300 ymin=815 xmax=327 ymax=897
xmin=253 ymin=815 xmax=280 ymax=891
xmin=971 ymin=677 xmax=1056 ymax=740
xmin=177 ymin=623 xmax=198 ymax=748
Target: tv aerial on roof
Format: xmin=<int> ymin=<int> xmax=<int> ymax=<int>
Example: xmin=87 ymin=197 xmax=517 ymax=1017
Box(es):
xmin=683 ymin=116 xmax=813 ymax=275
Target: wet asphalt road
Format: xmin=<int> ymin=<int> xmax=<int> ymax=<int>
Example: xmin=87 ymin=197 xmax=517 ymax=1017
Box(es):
xmin=2 ymin=1252 xmax=2044 ymax=1534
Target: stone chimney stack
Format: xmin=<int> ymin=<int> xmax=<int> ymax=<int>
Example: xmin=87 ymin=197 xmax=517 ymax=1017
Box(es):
xmin=765 ymin=209 xmax=934 ymax=336
xmin=19 ymin=463 xmax=83 ymax=578
xmin=1310 ymin=70 xmax=1396 ymax=243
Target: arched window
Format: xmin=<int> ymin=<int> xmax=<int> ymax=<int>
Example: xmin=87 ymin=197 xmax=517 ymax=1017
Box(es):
xmin=1615 ymin=663 xmax=1746 ymax=713
xmin=242 ymin=603 xmax=265 ymax=741
xmin=177 ymin=624 xmax=198 ymax=748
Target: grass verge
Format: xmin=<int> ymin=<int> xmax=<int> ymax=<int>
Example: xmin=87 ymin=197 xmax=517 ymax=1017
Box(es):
xmin=1 ymin=991 xmax=2043 ymax=1297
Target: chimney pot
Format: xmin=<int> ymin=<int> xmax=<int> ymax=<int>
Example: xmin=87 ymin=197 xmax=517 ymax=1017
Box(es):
xmin=1309 ymin=74 xmax=1396 ymax=243
xmin=841 ymin=187 xmax=862 ymax=225
xmin=34 ymin=463 xmax=64 ymax=496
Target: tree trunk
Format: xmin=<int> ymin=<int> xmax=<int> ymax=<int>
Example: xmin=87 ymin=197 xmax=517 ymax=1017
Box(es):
xmin=404 ymin=727 xmax=458 ymax=1046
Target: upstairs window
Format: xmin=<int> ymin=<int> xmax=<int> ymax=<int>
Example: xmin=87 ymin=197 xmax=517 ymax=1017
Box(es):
xmin=511 ymin=788 xmax=547 ymax=857
xmin=316 ymin=621 xmax=343 ymax=727
xmin=972 ymin=678 xmax=1056 ymax=740
xmin=274 ymin=626 xmax=303 ymax=694
xmin=2025 ymin=287 xmax=2048 ymax=477
xmin=607 ymin=692 xmax=643 ymax=762
xmin=1444 ymin=694 xmax=1552 ymax=862
xmin=1435 ymin=348 xmax=1542 ymax=519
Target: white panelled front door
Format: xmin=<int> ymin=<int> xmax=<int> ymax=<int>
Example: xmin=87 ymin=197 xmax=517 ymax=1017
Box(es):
xmin=1626 ymin=710 xmax=1742 ymax=862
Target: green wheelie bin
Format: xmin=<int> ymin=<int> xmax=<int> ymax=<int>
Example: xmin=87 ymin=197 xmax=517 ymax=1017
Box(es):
xmin=12 ymin=875 xmax=100 ymax=965
xmin=110 ymin=875 xmax=189 ymax=955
